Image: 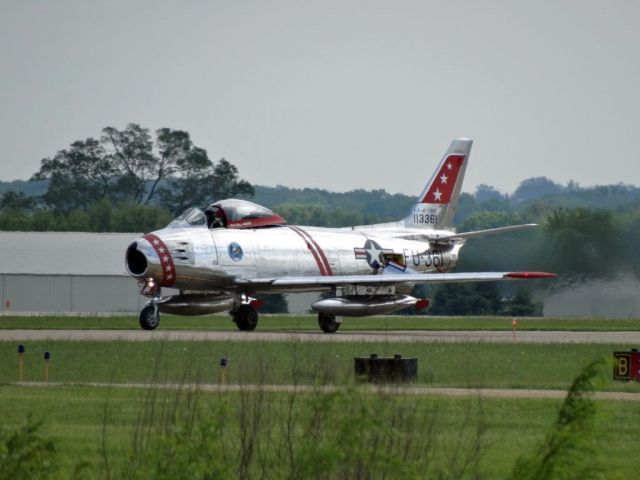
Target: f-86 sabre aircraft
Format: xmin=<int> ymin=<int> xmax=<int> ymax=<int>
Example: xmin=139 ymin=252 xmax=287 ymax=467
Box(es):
xmin=125 ymin=138 xmax=556 ymax=332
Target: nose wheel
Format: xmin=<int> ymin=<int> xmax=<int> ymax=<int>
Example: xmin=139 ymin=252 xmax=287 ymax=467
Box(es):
xmin=234 ymin=304 xmax=259 ymax=331
xmin=318 ymin=313 xmax=340 ymax=333
xmin=139 ymin=304 xmax=160 ymax=330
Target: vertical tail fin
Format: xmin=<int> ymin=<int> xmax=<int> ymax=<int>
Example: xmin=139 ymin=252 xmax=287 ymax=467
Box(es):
xmin=404 ymin=138 xmax=472 ymax=229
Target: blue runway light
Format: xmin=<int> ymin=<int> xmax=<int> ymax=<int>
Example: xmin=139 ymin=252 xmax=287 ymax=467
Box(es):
xmin=218 ymin=356 xmax=228 ymax=384
xmin=18 ymin=344 xmax=25 ymax=382
xmin=44 ymin=352 xmax=51 ymax=361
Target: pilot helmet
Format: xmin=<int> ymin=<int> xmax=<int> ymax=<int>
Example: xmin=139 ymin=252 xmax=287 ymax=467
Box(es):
xmin=205 ymin=205 xmax=224 ymax=227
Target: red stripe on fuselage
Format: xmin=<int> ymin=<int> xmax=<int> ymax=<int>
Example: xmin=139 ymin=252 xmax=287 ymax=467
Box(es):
xmin=288 ymin=226 xmax=332 ymax=276
xmin=288 ymin=226 xmax=326 ymax=275
xmin=294 ymin=226 xmax=333 ymax=276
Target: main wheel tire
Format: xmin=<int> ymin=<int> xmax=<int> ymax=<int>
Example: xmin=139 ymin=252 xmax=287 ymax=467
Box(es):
xmin=318 ymin=313 xmax=340 ymax=333
xmin=139 ymin=305 xmax=160 ymax=330
xmin=234 ymin=305 xmax=259 ymax=331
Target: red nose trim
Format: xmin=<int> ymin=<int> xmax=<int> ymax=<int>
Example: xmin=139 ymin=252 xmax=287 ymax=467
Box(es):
xmin=144 ymin=234 xmax=176 ymax=287
xmin=504 ymin=272 xmax=558 ymax=279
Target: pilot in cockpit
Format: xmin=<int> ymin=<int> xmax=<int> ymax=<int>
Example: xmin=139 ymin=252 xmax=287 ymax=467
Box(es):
xmin=205 ymin=206 xmax=226 ymax=229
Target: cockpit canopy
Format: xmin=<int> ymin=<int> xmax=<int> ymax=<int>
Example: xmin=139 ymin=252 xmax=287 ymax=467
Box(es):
xmin=207 ymin=199 xmax=287 ymax=229
xmin=169 ymin=199 xmax=287 ymax=230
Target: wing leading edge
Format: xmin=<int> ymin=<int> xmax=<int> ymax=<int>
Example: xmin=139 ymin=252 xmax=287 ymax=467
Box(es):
xmin=238 ymin=271 xmax=557 ymax=289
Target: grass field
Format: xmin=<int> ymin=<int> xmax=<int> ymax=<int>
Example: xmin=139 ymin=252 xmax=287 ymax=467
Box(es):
xmin=1 ymin=314 xmax=640 ymax=331
xmin=1 ymin=385 xmax=639 ymax=479
xmin=2 ymin=316 xmax=640 ymax=478
xmin=2 ymin=339 xmax=640 ymax=392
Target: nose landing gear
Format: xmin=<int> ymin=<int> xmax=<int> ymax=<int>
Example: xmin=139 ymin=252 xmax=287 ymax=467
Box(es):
xmin=139 ymin=304 xmax=160 ymax=330
xmin=138 ymin=277 xmax=161 ymax=330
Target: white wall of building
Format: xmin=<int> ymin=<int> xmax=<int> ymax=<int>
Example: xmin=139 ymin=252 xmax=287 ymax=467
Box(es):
xmin=1 ymin=274 xmax=146 ymax=313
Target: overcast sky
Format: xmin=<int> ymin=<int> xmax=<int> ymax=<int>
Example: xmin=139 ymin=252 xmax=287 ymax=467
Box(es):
xmin=1 ymin=0 xmax=639 ymax=196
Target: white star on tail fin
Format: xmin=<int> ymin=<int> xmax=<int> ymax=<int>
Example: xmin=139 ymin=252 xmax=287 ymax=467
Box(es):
xmin=404 ymin=138 xmax=472 ymax=230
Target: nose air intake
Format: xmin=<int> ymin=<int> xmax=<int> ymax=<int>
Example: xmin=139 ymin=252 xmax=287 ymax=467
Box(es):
xmin=126 ymin=242 xmax=148 ymax=276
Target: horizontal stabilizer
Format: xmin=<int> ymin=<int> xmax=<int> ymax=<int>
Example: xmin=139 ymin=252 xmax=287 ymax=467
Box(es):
xmin=428 ymin=223 xmax=538 ymax=243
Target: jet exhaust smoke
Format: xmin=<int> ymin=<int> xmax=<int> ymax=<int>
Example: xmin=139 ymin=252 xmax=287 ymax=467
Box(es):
xmin=543 ymin=273 xmax=640 ymax=318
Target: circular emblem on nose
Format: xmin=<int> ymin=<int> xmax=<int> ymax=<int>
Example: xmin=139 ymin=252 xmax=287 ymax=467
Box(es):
xmin=228 ymin=242 xmax=243 ymax=262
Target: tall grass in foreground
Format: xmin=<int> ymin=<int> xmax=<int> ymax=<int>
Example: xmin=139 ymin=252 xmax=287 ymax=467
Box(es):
xmin=0 ymin=416 xmax=58 ymax=479
xmin=110 ymin=385 xmax=485 ymax=479
xmin=512 ymin=359 xmax=605 ymax=480
xmin=0 ymin=359 xmax=606 ymax=479
xmin=107 ymin=354 xmax=487 ymax=480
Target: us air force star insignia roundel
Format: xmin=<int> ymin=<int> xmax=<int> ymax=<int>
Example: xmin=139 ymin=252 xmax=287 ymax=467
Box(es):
xmin=354 ymin=239 xmax=394 ymax=269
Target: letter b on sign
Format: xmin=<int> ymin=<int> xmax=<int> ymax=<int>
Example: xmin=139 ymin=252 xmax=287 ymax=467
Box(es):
xmin=613 ymin=352 xmax=631 ymax=381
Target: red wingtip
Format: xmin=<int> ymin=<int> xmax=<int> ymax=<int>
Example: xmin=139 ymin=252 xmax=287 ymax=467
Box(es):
xmin=415 ymin=299 xmax=430 ymax=310
xmin=250 ymin=299 xmax=265 ymax=309
xmin=505 ymin=272 xmax=559 ymax=279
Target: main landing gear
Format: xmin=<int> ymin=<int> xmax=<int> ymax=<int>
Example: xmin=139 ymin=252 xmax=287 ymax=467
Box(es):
xmin=139 ymin=304 xmax=160 ymax=330
xmin=233 ymin=304 xmax=259 ymax=331
xmin=318 ymin=313 xmax=341 ymax=333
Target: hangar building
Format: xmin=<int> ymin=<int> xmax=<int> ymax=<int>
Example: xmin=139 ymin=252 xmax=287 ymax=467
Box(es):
xmin=0 ymin=232 xmax=147 ymax=314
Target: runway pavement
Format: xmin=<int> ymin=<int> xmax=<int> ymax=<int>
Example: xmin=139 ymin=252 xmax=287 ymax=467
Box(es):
xmin=2 ymin=329 xmax=640 ymax=343
xmin=15 ymin=381 xmax=640 ymax=401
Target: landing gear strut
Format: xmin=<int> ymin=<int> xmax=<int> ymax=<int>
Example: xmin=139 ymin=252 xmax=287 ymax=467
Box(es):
xmin=318 ymin=313 xmax=340 ymax=333
xmin=234 ymin=304 xmax=259 ymax=331
xmin=139 ymin=304 xmax=160 ymax=330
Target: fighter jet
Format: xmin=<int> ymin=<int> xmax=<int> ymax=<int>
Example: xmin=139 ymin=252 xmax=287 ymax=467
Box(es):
xmin=125 ymin=138 xmax=555 ymax=332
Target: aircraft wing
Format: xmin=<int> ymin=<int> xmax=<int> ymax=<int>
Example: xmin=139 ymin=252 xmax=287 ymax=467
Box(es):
xmin=238 ymin=271 xmax=556 ymax=288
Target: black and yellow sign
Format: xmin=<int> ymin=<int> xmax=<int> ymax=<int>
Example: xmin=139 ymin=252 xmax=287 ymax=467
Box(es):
xmin=613 ymin=351 xmax=632 ymax=381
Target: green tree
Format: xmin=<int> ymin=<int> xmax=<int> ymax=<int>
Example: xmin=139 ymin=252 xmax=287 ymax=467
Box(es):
xmin=428 ymin=283 xmax=500 ymax=315
xmin=501 ymin=289 xmax=542 ymax=316
xmin=512 ymin=177 xmax=563 ymax=203
xmin=259 ymin=294 xmax=289 ymax=313
xmin=32 ymin=124 xmax=253 ymax=213
xmin=112 ymin=204 xmax=173 ymax=233
xmin=543 ymin=208 xmax=623 ymax=277
xmin=273 ymin=203 xmax=330 ymax=226
xmin=101 ymin=123 xmax=155 ymax=203
xmin=32 ymin=138 xmax=116 ymax=213
xmin=159 ymin=158 xmax=254 ymax=214
xmin=458 ymin=210 xmax=527 ymax=231
xmin=0 ymin=192 xmax=37 ymax=211
xmin=474 ymin=183 xmax=504 ymax=203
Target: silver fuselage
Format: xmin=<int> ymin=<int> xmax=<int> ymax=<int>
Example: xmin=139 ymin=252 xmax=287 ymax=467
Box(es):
xmin=134 ymin=224 xmax=463 ymax=293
